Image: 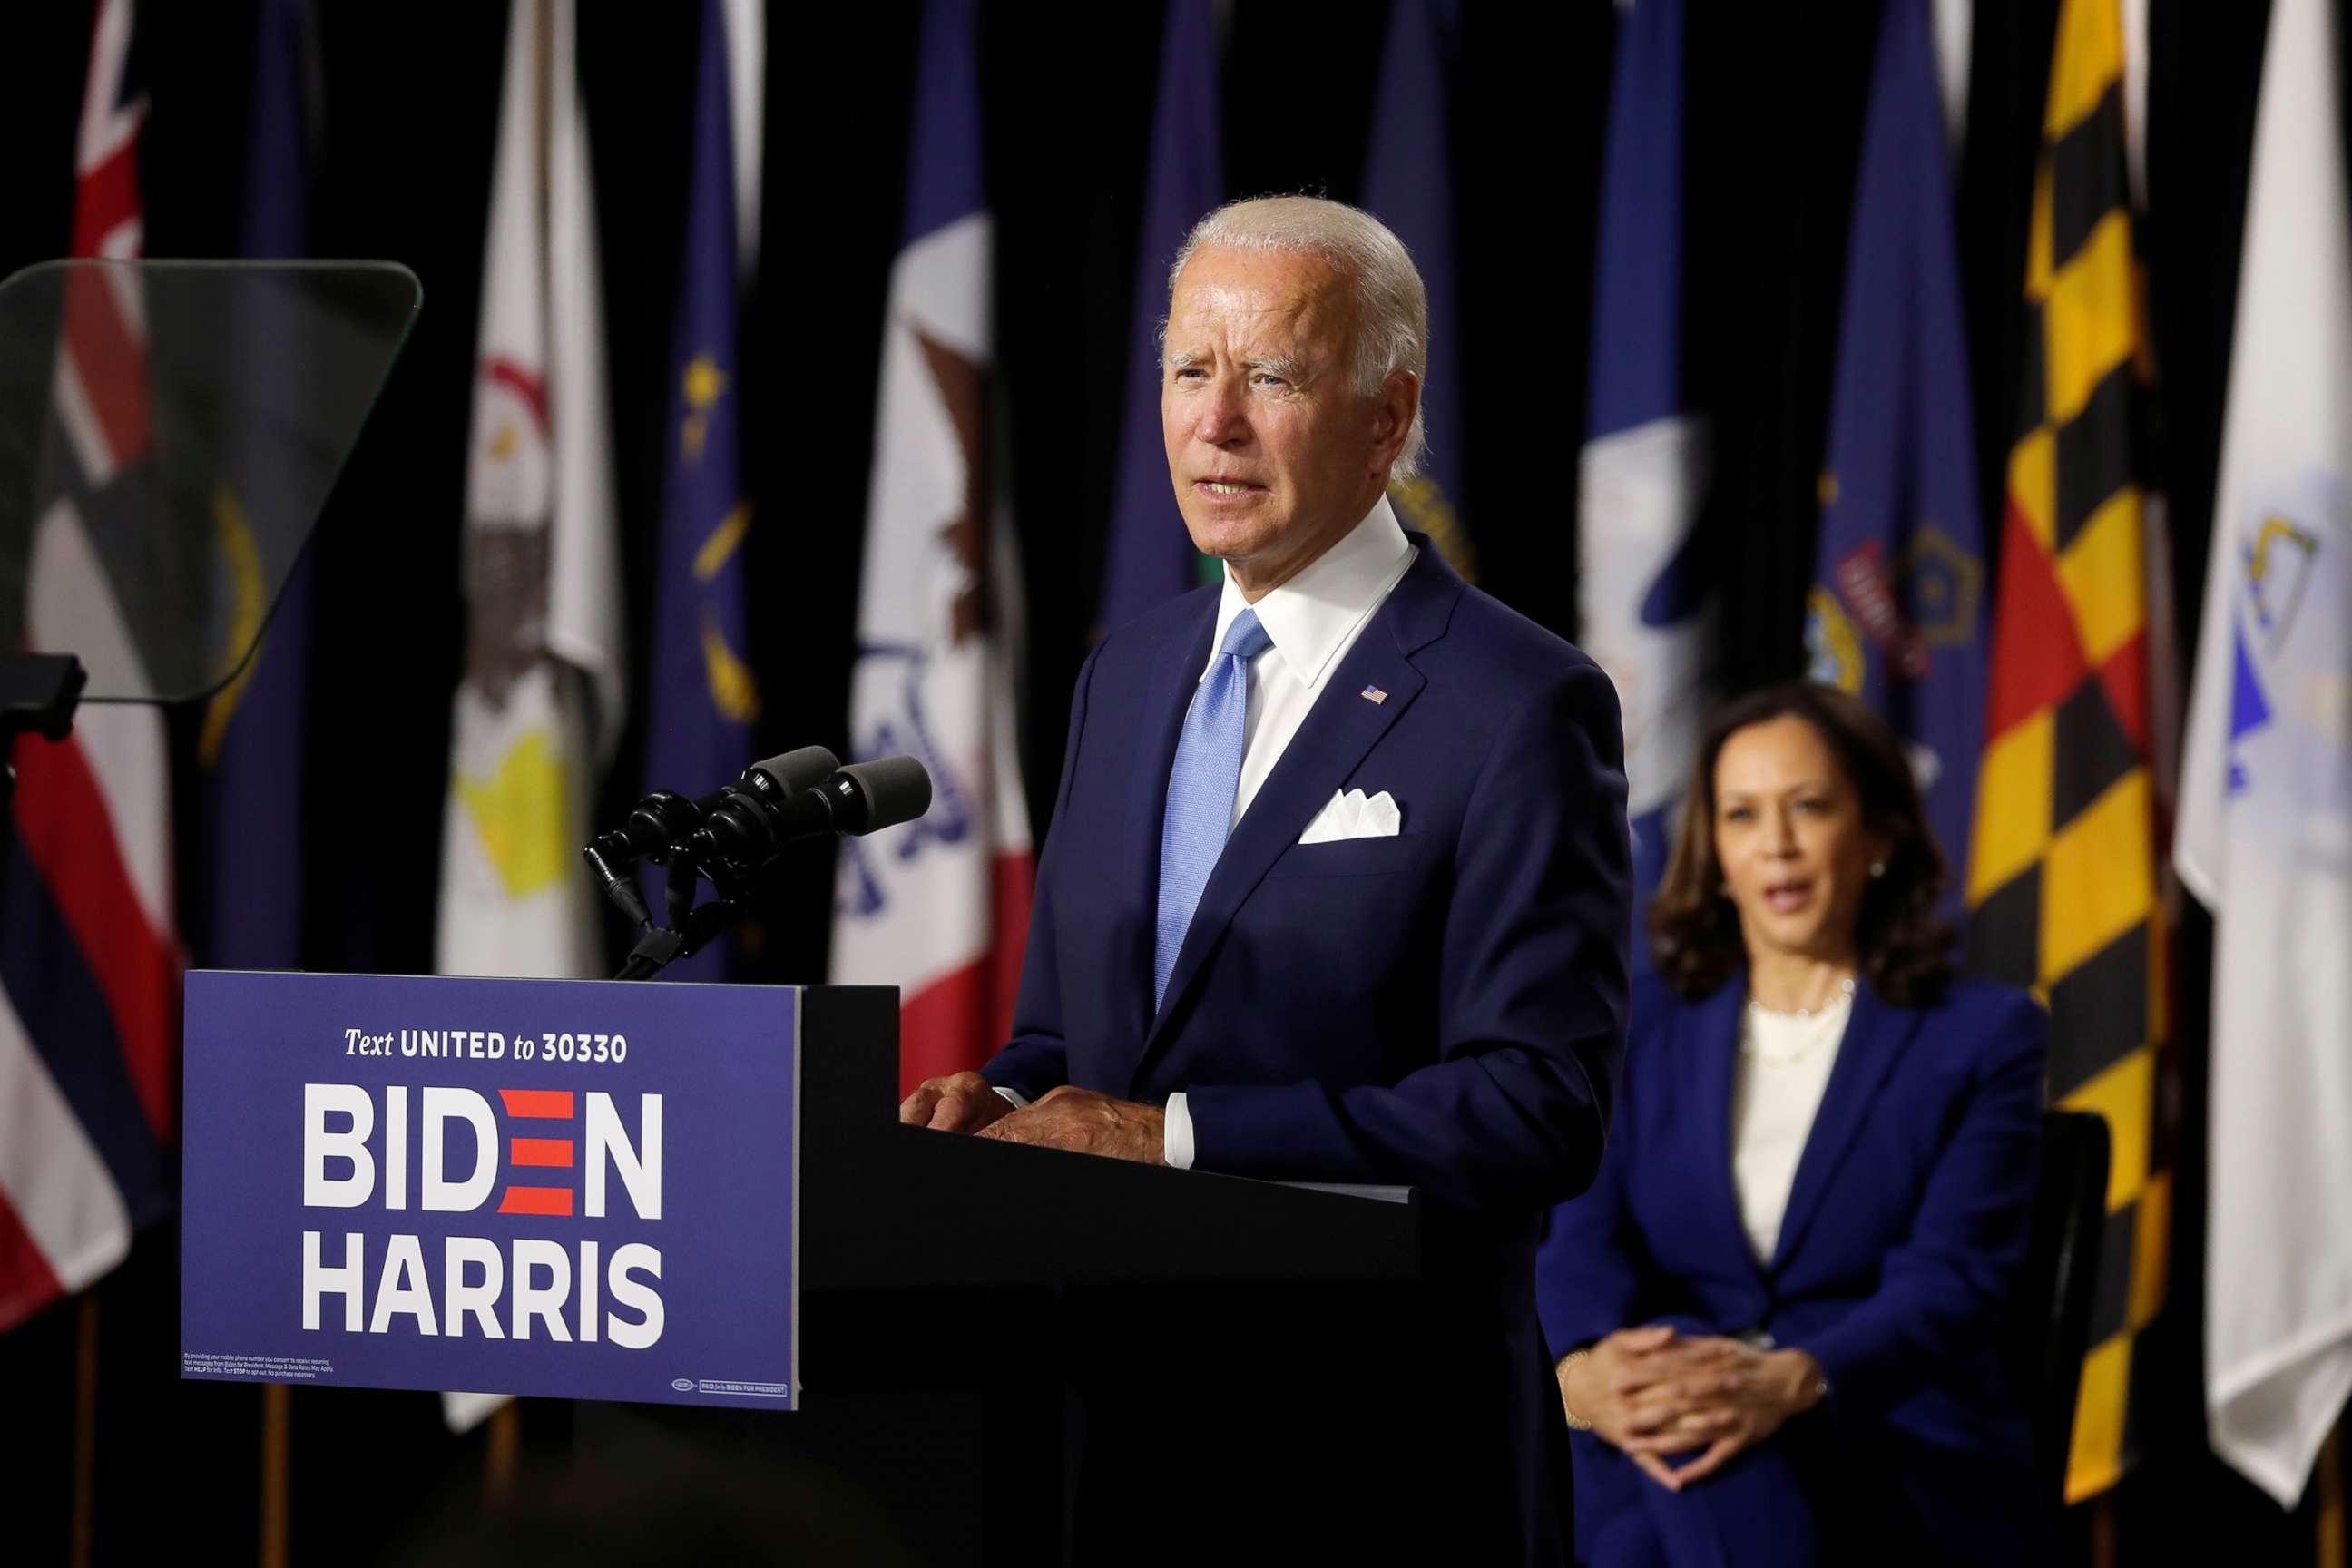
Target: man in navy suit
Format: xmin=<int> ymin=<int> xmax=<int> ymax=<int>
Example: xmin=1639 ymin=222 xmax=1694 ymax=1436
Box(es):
xmin=900 ymin=196 xmax=1632 ymax=1564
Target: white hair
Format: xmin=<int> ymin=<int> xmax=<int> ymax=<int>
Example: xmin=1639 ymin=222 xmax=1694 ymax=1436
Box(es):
xmin=1164 ymin=195 xmax=1430 ymax=481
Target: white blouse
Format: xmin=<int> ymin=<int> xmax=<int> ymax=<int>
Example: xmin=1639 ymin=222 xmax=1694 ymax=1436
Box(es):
xmin=1730 ymin=991 xmax=1854 ymax=1266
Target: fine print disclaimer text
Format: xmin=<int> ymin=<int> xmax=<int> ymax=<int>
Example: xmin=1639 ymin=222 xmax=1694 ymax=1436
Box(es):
xmin=184 ymin=1352 xmax=337 ymax=1380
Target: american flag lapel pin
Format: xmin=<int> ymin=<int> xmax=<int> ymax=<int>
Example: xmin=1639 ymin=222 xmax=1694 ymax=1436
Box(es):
xmin=1359 ymin=684 xmax=1388 ymax=705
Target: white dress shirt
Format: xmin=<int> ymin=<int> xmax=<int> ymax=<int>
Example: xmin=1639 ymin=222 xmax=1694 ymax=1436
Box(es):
xmin=1728 ymin=994 xmax=1852 ymax=1265
xmin=996 ymin=497 xmax=1418 ymax=1169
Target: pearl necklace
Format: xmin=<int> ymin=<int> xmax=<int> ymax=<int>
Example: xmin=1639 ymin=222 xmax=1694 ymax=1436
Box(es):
xmin=1747 ymin=976 xmax=1857 ymax=1022
xmin=1740 ymin=979 xmax=1855 ymax=1064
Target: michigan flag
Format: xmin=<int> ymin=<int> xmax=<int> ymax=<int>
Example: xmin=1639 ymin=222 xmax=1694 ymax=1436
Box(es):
xmin=1966 ymin=0 xmax=2167 ymax=1501
xmin=2178 ymin=0 xmax=2352 ymax=1509
xmin=1365 ymin=0 xmax=1474 ymax=579
xmin=1807 ymin=0 xmax=1985 ymax=911
xmin=1577 ymin=0 xmax=1711 ymax=959
xmin=1095 ymin=0 xmax=1221 ymax=633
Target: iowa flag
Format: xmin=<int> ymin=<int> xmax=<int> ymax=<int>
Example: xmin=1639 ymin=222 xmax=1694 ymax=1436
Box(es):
xmin=1966 ymin=0 xmax=2167 ymax=1501
xmin=832 ymin=0 xmax=1034 ymax=1094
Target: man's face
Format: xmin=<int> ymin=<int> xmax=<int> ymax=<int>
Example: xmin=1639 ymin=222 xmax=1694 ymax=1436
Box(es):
xmin=1160 ymin=245 xmax=1404 ymax=595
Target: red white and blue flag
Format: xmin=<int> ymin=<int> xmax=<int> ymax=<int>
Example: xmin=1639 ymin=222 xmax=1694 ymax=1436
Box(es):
xmin=0 ymin=0 xmax=184 ymax=1332
xmin=832 ymin=0 xmax=1034 ymax=1094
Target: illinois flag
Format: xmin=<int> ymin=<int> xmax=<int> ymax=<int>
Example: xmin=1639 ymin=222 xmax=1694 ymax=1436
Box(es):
xmin=832 ymin=0 xmax=1034 ymax=1095
xmin=2177 ymin=0 xmax=2352 ymax=1509
xmin=436 ymin=0 xmax=624 ymax=985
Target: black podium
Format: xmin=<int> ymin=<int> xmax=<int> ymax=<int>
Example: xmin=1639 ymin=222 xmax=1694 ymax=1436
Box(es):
xmin=569 ymin=987 xmax=1427 ymax=1565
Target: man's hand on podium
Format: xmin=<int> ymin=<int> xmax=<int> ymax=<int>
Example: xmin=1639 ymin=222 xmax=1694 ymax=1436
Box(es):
xmin=898 ymin=1071 xmax=1015 ymax=1133
xmin=975 ymin=1086 xmax=1167 ymax=1165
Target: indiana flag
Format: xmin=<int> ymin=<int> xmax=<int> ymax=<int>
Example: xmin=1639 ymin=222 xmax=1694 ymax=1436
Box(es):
xmin=1095 ymin=0 xmax=1221 ymax=633
xmin=2178 ymin=0 xmax=2352 ymax=1510
xmin=435 ymin=0 xmax=623 ymax=985
xmin=832 ymin=0 xmax=1034 ymax=1095
xmin=199 ymin=0 xmax=318 ymax=976
xmin=1806 ymin=0 xmax=1986 ymax=914
xmin=1577 ymin=0 xmax=1711 ymax=964
xmin=0 ymin=0 xmax=181 ymax=1331
xmin=1365 ymin=0 xmax=1474 ymax=579
xmin=1966 ymin=0 xmax=2168 ymax=1501
xmin=640 ymin=0 xmax=762 ymax=980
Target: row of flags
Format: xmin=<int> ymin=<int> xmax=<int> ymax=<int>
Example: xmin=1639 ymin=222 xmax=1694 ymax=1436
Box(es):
xmin=2 ymin=0 xmax=2344 ymax=1524
xmin=1586 ymin=0 xmax=2344 ymax=1514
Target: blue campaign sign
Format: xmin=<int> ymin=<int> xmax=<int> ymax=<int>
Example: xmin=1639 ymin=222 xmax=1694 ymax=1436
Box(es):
xmin=181 ymin=971 xmax=799 ymax=1410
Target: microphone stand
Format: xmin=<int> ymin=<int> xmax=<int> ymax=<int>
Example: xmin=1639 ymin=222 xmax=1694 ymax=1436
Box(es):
xmin=593 ymin=840 xmax=759 ymax=983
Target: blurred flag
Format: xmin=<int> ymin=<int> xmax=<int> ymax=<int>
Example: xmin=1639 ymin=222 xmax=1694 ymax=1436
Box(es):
xmin=1365 ymin=0 xmax=1474 ymax=579
xmin=1095 ymin=0 xmax=1220 ymax=633
xmin=2178 ymin=0 xmax=2352 ymax=1509
xmin=1805 ymin=0 xmax=1985 ymax=914
xmin=0 ymin=0 xmax=181 ymax=1330
xmin=1965 ymin=0 xmax=2167 ymax=1501
xmin=832 ymin=0 xmax=1034 ymax=1095
xmin=199 ymin=0 xmax=318 ymax=975
xmin=639 ymin=0 xmax=761 ymax=979
xmin=1576 ymin=0 xmax=1711 ymax=966
xmin=434 ymin=0 xmax=625 ymax=988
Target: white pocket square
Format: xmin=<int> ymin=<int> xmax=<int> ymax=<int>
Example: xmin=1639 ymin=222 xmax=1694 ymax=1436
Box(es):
xmin=1298 ymin=788 xmax=1402 ymax=843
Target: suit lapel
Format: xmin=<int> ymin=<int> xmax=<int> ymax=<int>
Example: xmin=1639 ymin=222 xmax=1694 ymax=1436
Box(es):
xmin=1687 ymin=978 xmax=1759 ymax=1279
xmin=1126 ymin=542 xmax=1461 ymax=1091
xmin=1769 ymin=982 xmax=1919 ymax=1271
xmin=1112 ymin=603 xmax=1217 ymax=1068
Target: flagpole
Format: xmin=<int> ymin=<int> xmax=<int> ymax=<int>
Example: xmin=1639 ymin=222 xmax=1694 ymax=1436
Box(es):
xmin=70 ymin=1289 xmax=99 ymax=1568
xmin=260 ymin=1383 xmax=290 ymax=1568
xmin=2319 ymin=1420 xmax=2344 ymax=1568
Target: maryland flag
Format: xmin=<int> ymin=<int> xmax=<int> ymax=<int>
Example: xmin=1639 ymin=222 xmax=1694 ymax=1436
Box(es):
xmin=1966 ymin=0 xmax=2167 ymax=1502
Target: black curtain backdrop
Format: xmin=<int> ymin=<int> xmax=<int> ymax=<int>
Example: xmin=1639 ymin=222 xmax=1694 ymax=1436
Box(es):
xmin=0 ymin=0 xmax=2325 ymax=1560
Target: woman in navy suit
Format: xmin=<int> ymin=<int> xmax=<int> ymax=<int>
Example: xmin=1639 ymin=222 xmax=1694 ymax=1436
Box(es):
xmin=1537 ymin=683 xmax=2048 ymax=1566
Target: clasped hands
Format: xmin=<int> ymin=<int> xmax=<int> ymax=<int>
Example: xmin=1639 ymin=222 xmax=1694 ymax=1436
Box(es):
xmin=897 ymin=1070 xmax=1167 ymax=1165
xmin=1559 ymin=1324 xmax=1826 ymax=1492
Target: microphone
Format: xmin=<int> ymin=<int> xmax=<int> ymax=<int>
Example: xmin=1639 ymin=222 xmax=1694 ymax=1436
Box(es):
xmin=686 ymin=755 xmax=934 ymax=874
xmin=584 ymin=746 xmax=842 ymax=926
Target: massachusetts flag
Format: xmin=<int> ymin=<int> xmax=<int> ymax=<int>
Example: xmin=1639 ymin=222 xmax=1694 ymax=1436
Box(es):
xmin=435 ymin=0 xmax=625 ymax=986
xmin=1365 ymin=0 xmax=1475 ymax=579
xmin=0 ymin=0 xmax=181 ymax=1331
xmin=2177 ymin=0 xmax=2352 ymax=1508
xmin=640 ymin=0 xmax=762 ymax=980
xmin=1576 ymin=0 xmax=1711 ymax=962
xmin=832 ymin=0 xmax=1034 ymax=1095
xmin=1805 ymin=0 xmax=1986 ymax=912
xmin=1095 ymin=0 xmax=1221 ymax=634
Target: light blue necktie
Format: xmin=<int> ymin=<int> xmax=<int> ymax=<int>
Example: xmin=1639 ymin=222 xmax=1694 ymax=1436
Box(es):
xmin=1154 ymin=609 xmax=1272 ymax=1008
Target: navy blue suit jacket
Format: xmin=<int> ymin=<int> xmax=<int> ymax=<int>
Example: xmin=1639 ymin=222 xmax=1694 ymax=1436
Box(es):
xmin=1536 ymin=972 xmax=2048 ymax=1562
xmin=985 ymin=539 xmax=1632 ymax=1561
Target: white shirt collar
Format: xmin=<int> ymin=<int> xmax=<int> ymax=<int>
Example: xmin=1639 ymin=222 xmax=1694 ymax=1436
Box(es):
xmin=1201 ymin=495 xmax=1416 ymax=691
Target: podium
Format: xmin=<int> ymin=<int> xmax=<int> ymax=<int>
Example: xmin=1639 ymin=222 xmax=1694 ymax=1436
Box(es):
xmin=576 ymin=985 xmax=1428 ymax=1565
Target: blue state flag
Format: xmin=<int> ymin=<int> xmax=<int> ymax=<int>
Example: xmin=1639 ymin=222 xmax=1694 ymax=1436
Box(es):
xmin=1805 ymin=0 xmax=1986 ymax=906
xmin=201 ymin=0 xmax=317 ymax=971
xmin=1577 ymin=0 xmax=1712 ymax=968
xmin=642 ymin=0 xmax=759 ymax=978
xmin=1365 ymin=0 xmax=1474 ymax=578
xmin=1096 ymin=0 xmax=1221 ymax=634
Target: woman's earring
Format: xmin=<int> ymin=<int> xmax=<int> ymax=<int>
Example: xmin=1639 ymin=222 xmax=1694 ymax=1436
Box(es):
xmin=1869 ymin=860 xmax=1886 ymax=878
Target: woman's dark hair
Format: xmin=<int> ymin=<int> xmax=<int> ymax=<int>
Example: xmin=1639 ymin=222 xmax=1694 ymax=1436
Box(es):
xmin=1648 ymin=681 xmax=1957 ymax=1005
